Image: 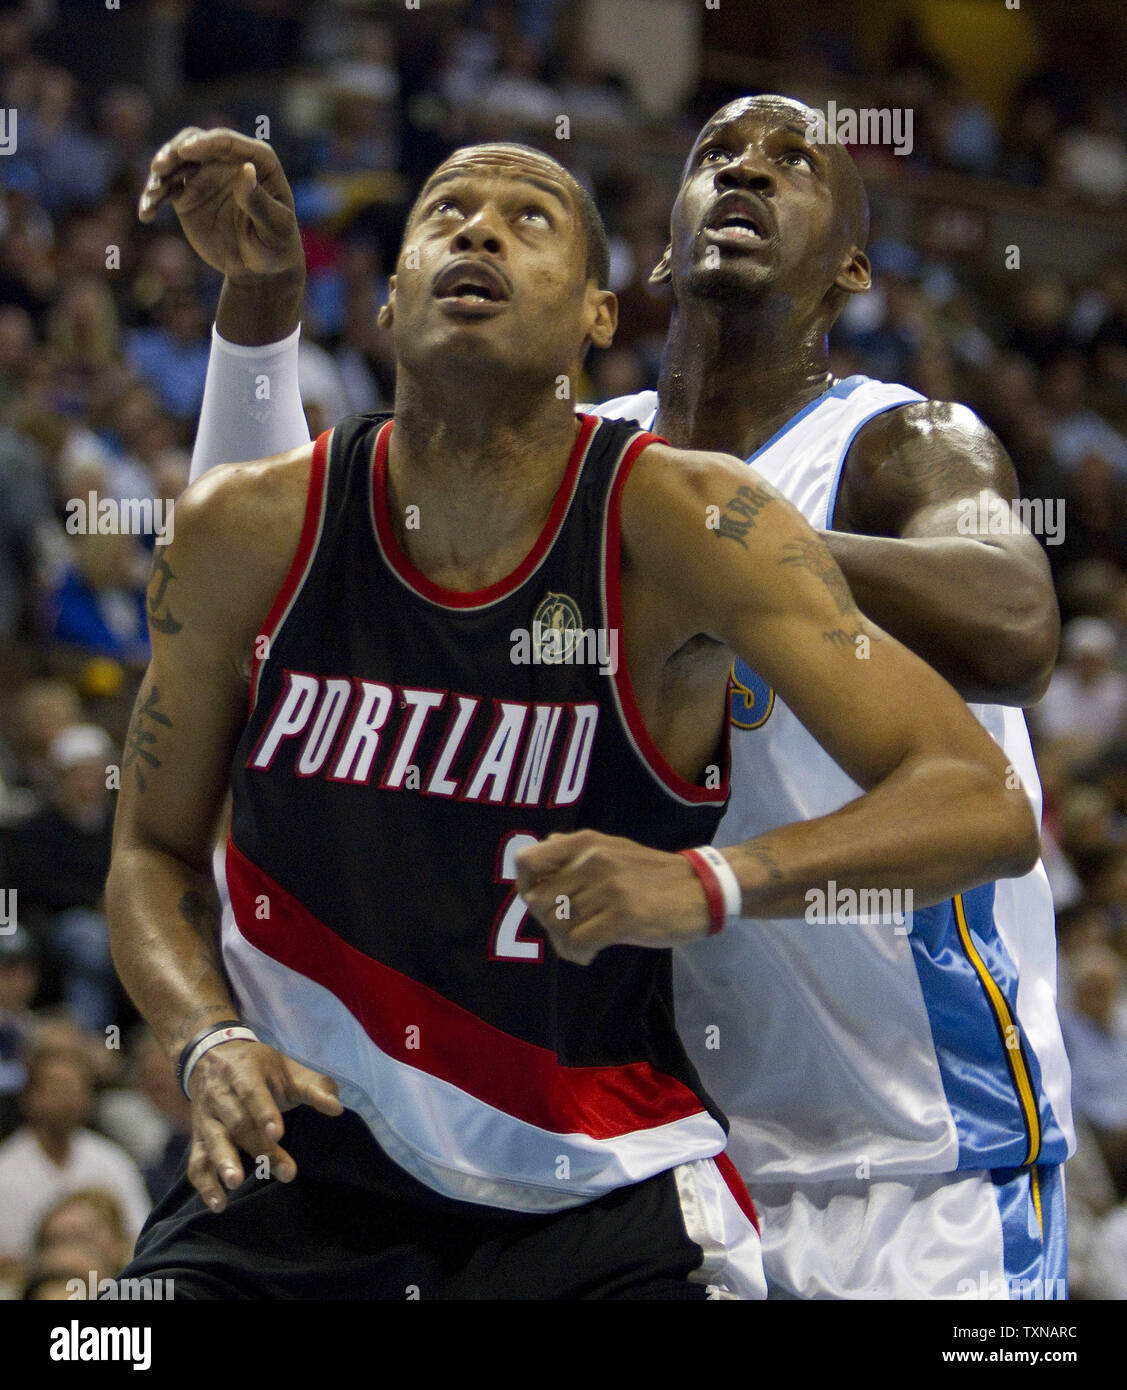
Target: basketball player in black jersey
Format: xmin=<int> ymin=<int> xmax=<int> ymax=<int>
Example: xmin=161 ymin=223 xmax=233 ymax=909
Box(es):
xmin=108 ymin=141 xmax=1038 ymax=1298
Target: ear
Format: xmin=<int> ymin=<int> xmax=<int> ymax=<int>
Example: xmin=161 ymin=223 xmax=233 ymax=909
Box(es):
xmin=834 ymin=249 xmax=871 ymax=298
xmin=377 ymin=274 xmax=396 ymax=330
xmin=649 ymin=244 xmax=672 ymax=286
xmin=586 ymin=287 xmax=617 ymax=352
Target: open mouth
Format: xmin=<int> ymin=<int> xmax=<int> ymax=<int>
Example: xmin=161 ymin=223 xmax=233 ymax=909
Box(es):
xmin=704 ymin=194 xmax=772 ymax=243
xmin=433 ymin=260 xmax=511 ymax=304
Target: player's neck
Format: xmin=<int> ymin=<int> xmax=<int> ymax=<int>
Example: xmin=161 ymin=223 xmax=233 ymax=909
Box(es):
xmin=386 ymin=372 xmax=582 ymax=586
xmin=655 ymin=304 xmax=833 ymax=459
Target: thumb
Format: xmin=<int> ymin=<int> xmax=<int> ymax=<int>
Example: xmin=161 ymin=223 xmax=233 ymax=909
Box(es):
xmin=232 ymin=162 xmax=293 ymax=247
xmin=515 ymin=833 xmax=578 ymax=890
xmin=285 ymin=1059 xmax=344 ymax=1115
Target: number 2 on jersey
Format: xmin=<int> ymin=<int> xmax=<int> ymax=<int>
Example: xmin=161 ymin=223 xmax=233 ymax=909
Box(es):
xmin=490 ymin=831 xmax=544 ymax=962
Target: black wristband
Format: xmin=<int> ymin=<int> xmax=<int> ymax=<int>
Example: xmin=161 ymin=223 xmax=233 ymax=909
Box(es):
xmin=175 ymin=1019 xmax=242 ymax=1098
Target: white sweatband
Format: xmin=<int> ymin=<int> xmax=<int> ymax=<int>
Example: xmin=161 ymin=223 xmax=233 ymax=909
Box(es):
xmin=190 ymin=324 xmax=311 ymax=483
xmin=692 ymin=845 xmax=743 ymax=926
xmin=182 ymin=1024 xmax=260 ymax=1099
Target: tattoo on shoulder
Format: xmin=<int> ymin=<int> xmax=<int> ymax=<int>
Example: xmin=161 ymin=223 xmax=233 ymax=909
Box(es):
xmin=147 ymin=549 xmax=183 ymax=635
xmin=780 ymin=538 xmax=856 ymax=614
xmin=714 ymin=483 xmax=775 ymax=548
xmin=123 ymin=684 xmax=172 ymax=792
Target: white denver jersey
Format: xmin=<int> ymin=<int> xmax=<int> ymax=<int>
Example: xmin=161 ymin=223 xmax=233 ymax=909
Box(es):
xmin=596 ymin=378 xmax=1074 ymax=1182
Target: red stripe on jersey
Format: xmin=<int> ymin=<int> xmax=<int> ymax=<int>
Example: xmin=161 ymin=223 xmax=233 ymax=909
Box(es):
xmin=225 ymin=836 xmax=708 ymax=1138
xmin=604 ymin=435 xmax=731 ymax=805
xmin=249 ymin=429 xmax=331 ymax=710
xmin=370 ymin=415 xmax=597 ymax=610
xmin=714 ymin=1151 xmax=761 ymax=1235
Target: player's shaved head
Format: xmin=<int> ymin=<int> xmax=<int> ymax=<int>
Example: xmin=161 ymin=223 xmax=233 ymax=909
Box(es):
xmin=694 ymin=95 xmax=869 ymax=253
xmin=408 ymin=142 xmax=610 ymax=288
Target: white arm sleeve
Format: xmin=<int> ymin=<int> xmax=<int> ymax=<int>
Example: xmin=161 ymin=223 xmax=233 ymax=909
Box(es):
xmin=189 ymin=323 xmax=312 ymax=483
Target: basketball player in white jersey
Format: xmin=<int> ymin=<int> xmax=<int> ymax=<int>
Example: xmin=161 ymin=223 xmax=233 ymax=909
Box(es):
xmin=138 ymin=100 xmax=1072 ymax=1299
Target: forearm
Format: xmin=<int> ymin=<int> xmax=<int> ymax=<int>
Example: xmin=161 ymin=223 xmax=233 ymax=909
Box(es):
xmin=192 ymin=277 xmax=310 ymax=483
xmin=106 ymin=842 xmax=239 ymax=1064
xmin=823 ymin=531 xmax=1055 ymax=706
xmin=723 ymin=753 xmax=1039 ymax=921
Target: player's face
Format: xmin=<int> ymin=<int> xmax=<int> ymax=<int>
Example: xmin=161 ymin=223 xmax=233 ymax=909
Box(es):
xmin=384 ymin=149 xmax=613 ymax=384
xmin=665 ymin=98 xmax=849 ymax=309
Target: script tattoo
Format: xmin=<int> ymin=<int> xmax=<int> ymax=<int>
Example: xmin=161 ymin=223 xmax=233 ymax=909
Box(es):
xmin=745 ymin=844 xmax=785 ymax=884
xmin=822 ymin=626 xmax=867 ymax=648
xmin=715 ymin=483 xmax=775 ymax=548
xmin=123 ymin=684 xmax=172 ymax=791
xmin=779 ymin=537 xmax=856 ymax=614
xmin=146 ymin=549 xmax=182 ymax=635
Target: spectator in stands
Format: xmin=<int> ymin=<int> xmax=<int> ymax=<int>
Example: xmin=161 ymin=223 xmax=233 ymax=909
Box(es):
xmin=125 ymin=289 xmax=210 ymax=426
xmin=8 ymin=724 xmax=117 ymax=1031
xmin=0 ymin=1047 xmax=149 ymax=1264
xmin=99 ymin=1028 xmax=190 ymax=1205
xmin=0 ymin=926 xmax=39 ymax=1140
xmin=45 ymin=530 xmax=150 ymax=667
xmin=1059 ymin=943 xmax=1127 ymax=1194
xmin=34 ymin=1188 xmax=132 ymax=1284
xmin=1044 ymin=352 xmax=1127 ymax=475
xmin=1033 ymin=618 xmax=1127 ymax=763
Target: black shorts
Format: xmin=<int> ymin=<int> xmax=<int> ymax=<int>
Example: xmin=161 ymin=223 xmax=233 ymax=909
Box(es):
xmin=118 ymin=1109 xmax=763 ymax=1300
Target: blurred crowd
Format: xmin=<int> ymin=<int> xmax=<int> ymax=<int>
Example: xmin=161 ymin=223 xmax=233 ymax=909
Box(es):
xmin=0 ymin=0 xmax=1126 ymax=1299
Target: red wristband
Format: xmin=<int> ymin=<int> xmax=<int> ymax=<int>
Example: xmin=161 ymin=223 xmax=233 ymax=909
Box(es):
xmin=679 ymin=848 xmax=727 ymax=935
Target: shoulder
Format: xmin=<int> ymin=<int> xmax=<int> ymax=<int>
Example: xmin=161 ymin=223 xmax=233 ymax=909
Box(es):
xmin=849 ymin=398 xmax=998 ymax=471
xmin=174 ymin=441 xmax=315 ymax=555
xmin=166 ymin=442 xmax=316 ymax=611
xmin=840 ymin=398 xmax=1017 ymax=530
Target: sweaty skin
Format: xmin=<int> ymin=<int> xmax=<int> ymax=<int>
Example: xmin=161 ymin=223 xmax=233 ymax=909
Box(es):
xmin=650 ymin=95 xmax=1058 ymax=705
xmin=110 ymin=142 xmax=1039 ymax=1211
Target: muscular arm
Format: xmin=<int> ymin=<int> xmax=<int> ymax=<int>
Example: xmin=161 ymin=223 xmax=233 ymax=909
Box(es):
xmin=824 ymin=401 xmax=1059 ymax=706
xmin=106 ymin=445 xmax=342 ymax=1205
xmin=517 ymin=446 xmax=1040 ymax=960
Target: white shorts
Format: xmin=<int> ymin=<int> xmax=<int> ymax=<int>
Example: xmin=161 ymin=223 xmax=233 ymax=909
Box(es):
xmin=752 ymin=1164 xmax=1067 ymax=1299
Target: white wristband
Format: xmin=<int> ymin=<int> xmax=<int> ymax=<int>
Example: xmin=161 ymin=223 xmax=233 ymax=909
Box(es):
xmin=693 ymin=845 xmax=743 ymax=923
xmin=183 ymin=1024 xmax=260 ymax=1100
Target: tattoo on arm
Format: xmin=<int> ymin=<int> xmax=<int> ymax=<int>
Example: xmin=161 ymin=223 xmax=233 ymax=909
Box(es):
xmin=744 ymin=844 xmax=785 ymax=884
xmin=178 ymin=889 xmax=224 ymax=973
xmin=123 ymin=684 xmax=172 ymax=792
xmin=147 ymin=549 xmax=183 ymax=635
xmin=822 ymin=626 xmax=868 ymax=649
xmin=167 ymin=890 xmax=232 ymax=1052
xmin=780 ymin=538 xmax=857 ymax=615
xmin=715 ymin=483 xmax=775 ymax=548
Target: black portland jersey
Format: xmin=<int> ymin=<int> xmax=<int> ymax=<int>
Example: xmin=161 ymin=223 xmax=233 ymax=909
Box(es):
xmin=222 ymin=412 xmax=732 ymax=1212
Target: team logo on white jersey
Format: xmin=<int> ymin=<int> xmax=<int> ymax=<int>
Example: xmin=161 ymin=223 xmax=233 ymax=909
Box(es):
xmin=729 ymin=660 xmax=774 ymax=730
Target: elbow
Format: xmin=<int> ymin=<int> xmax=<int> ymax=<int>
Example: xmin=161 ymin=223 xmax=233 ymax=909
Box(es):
xmin=970 ymin=606 xmax=1060 ymax=708
xmin=992 ymin=784 xmax=1042 ymax=882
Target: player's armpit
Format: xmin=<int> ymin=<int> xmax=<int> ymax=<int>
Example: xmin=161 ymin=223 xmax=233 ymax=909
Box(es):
xmin=621 ymin=444 xmax=1040 ymax=918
